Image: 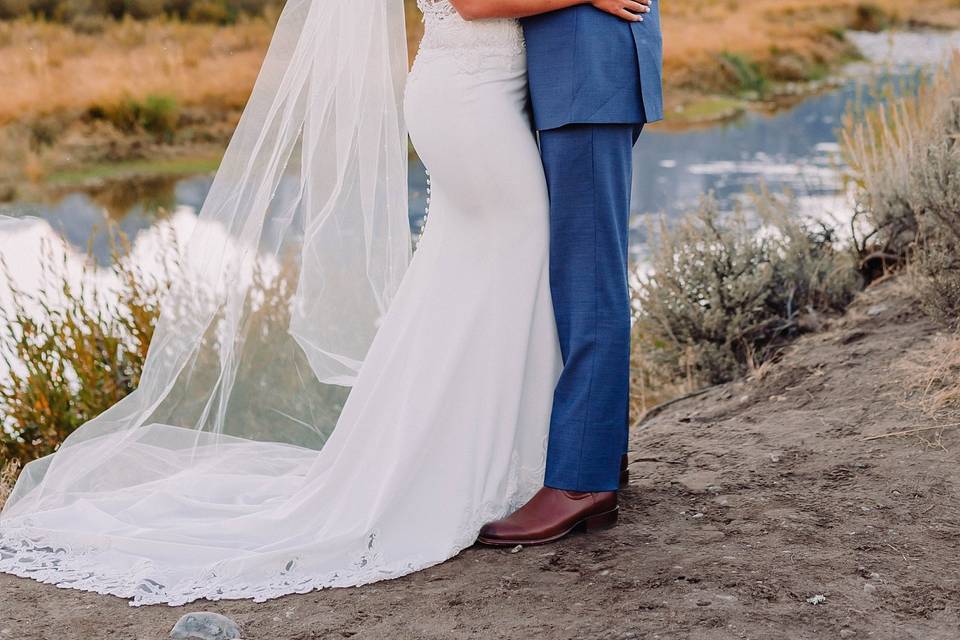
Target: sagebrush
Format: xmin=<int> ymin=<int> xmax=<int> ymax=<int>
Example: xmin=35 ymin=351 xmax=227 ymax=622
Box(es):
xmin=843 ymin=54 xmax=960 ymax=325
xmin=632 ymin=195 xmax=861 ymax=392
xmin=843 ymin=53 xmax=960 ymax=440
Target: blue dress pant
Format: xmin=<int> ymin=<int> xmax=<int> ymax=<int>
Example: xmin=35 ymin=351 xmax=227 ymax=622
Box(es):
xmin=539 ymin=123 xmax=641 ymax=492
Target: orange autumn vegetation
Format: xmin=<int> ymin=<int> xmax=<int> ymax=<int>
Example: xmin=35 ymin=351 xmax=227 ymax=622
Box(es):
xmin=662 ymin=0 xmax=960 ymax=105
xmin=2 ymin=0 xmax=960 ymax=126
xmin=0 ymin=17 xmax=272 ymax=124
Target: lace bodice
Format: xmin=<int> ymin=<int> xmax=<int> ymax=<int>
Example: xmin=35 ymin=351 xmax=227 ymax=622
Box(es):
xmin=415 ymin=0 xmax=525 ymax=71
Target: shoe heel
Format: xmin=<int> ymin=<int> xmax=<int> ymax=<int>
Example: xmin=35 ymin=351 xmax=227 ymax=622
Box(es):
xmin=582 ymin=507 xmax=619 ymax=532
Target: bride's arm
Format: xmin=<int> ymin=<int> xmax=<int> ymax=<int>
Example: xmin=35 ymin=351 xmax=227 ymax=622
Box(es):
xmin=451 ymin=0 xmax=651 ymax=22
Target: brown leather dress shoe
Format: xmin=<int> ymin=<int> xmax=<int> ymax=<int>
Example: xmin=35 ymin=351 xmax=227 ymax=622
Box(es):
xmin=477 ymin=487 xmax=618 ymax=546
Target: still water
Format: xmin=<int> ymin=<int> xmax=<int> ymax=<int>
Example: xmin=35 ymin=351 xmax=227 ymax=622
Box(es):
xmin=1 ymin=30 xmax=956 ymax=276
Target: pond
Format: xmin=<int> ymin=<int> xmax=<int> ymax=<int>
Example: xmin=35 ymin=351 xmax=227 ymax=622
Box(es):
xmin=1 ymin=30 xmax=957 ymax=287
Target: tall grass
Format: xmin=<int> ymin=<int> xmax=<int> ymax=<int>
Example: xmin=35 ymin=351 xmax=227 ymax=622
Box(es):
xmin=0 ymin=229 xmax=174 ymax=465
xmin=0 ymin=459 xmax=17 ymax=510
xmin=0 ymin=223 xmax=349 ymax=497
xmin=843 ymin=53 xmax=960 ymax=323
xmin=843 ymin=54 xmax=960 ymax=437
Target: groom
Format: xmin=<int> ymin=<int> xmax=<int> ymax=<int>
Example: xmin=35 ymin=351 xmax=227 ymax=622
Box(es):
xmin=478 ymin=0 xmax=663 ymax=545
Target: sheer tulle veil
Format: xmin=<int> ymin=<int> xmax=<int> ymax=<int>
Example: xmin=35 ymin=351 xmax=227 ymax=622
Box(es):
xmin=1 ymin=0 xmax=413 ymax=601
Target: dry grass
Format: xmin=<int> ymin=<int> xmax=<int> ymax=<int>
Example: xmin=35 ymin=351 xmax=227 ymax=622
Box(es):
xmin=901 ymin=332 xmax=960 ymax=422
xmin=840 ymin=47 xmax=960 ymax=447
xmin=0 ymin=17 xmax=272 ymax=124
xmin=843 ymin=52 xmax=960 ymax=320
xmin=883 ymin=330 xmax=960 ymax=450
xmin=0 ymin=459 xmax=18 ymax=511
xmin=842 ymin=52 xmax=960 ymax=258
xmin=662 ymin=0 xmax=960 ymax=111
xmin=0 ymin=227 xmax=174 ymax=465
xmin=4 ymin=0 xmax=960 ymax=127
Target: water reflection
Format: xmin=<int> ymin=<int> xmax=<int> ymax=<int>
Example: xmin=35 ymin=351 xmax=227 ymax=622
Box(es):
xmin=0 ymin=30 xmax=955 ymax=272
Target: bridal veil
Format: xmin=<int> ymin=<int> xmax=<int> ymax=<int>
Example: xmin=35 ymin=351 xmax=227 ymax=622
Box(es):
xmin=1 ymin=0 xmax=412 ymax=602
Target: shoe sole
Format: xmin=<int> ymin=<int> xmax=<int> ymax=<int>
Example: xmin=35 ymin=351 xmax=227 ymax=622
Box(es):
xmin=476 ymin=506 xmax=619 ymax=547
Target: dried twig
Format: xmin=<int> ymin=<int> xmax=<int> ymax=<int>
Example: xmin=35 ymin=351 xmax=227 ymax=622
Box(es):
xmin=863 ymin=422 xmax=960 ymax=441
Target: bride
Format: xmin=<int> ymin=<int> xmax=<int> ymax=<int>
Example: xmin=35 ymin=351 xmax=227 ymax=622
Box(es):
xmin=0 ymin=0 xmax=649 ymax=606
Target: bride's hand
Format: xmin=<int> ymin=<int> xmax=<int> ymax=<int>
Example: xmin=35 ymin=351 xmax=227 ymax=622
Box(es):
xmin=591 ymin=0 xmax=651 ymax=21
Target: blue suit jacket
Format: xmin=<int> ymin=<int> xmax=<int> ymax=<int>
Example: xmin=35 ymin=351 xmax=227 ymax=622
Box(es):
xmin=521 ymin=1 xmax=663 ymax=131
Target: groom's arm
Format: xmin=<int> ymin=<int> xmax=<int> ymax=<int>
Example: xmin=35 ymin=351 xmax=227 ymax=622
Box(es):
xmin=451 ymin=0 xmax=650 ymax=22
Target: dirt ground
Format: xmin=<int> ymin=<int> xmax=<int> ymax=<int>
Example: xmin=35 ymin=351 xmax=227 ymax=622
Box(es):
xmin=2 ymin=280 xmax=959 ymax=639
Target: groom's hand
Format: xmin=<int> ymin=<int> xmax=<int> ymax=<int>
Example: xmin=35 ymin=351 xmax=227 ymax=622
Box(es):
xmin=591 ymin=0 xmax=651 ymax=21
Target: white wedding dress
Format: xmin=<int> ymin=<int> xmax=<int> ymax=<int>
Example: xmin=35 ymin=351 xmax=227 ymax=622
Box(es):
xmin=0 ymin=0 xmax=560 ymax=606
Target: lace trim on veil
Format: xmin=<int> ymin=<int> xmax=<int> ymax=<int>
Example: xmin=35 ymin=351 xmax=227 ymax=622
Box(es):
xmin=0 ymin=460 xmax=540 ymax=607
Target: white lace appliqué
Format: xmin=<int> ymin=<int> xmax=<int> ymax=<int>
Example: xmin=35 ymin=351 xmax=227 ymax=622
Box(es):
xmin=0 ymin=455 xmax=544 ymax=607
xmin=414 ymin=0 xmax=525 ymax=73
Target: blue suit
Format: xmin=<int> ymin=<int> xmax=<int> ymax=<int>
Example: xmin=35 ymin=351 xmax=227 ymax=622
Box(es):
xmin=522 ymin=3 xmax=663 ymax=492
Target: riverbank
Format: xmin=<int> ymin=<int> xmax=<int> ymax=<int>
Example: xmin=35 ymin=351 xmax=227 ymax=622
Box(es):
xmin=660 ymin=0 xmax=960 ymax=125
xmin=3 ymin=277 xmax=957 ymax=639
xmin=3 ymin=0 xmax=960 ymax=199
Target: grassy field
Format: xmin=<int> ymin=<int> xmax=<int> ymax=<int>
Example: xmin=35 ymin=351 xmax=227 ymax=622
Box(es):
xmin=4 ymin=1 xmax=960 ymax=122
xmin=0 ymin=17 xmax=272 ymax=124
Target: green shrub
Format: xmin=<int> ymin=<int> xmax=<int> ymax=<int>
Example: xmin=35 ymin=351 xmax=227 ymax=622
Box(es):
xmin=70 ymin=12 xmax=110 ymax=34
xmin=718 ymin=52 xmax=769 ymax=97
xmin=0 ymin=0 xmax=30 ymax=19
xmin=28 ymin=117 xmax=60 ymax=150
xmin=851 ymin=3 xmax=891 ymax=32
xmin=89 ymin=94 xmax=180 ymax=141
xmin=187 ymin=0 xmax=233 ymax=24
xmin=125 ymin=0 xmax=165 ymax=19
xmin=633 ymin=195 xmax=861 ymax=388
xmin=140 ymin=94 xmax=180 ymax=140
xmin=89 ymin=96 xmax=140 ymax=133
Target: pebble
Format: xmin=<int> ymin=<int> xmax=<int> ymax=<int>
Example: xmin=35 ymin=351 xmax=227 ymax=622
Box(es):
xmin=840 ymin=630 xmax=857 ymax=639
xmin=170 ymin=613 xmax=242 ymax=640
xmin=806 ymin=594 xmax=827 ymax=605
xmin=863 ymin=582 xmax=878 ymax=594
xmin=510 ymin=545 xmax=523 ymax=554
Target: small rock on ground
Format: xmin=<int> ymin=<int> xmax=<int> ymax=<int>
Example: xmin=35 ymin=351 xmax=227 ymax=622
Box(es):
xmin=170 ymin=612 xmax=242 ymax=640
